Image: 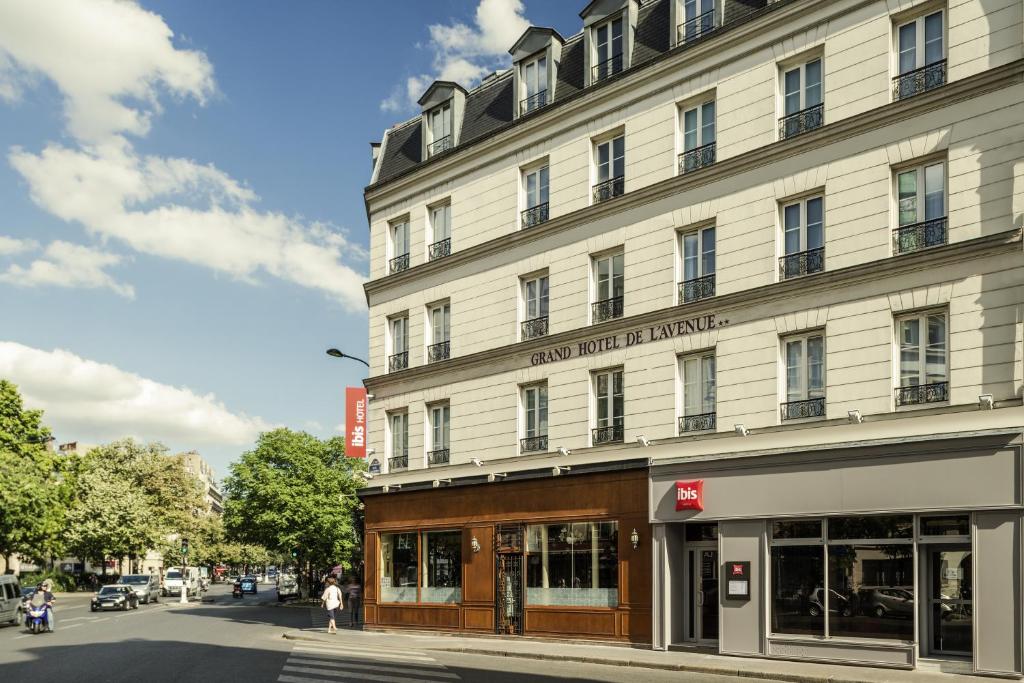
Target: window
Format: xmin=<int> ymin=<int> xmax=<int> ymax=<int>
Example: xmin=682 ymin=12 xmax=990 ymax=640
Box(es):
xmin=522 ymin=166 xmax=549 ymax=228
xmin=680 ymin=353 xmax=715 ymax=433
xmin=428 ymin=102 xmax=452 ymax=156
xmin=428 ymin=403 xmax=450 ymax=465
xmin=389 ymin=220 xmax=410 ymax=274
xmin=678 ymin=0 xmax=717 ymax=44
xmin=679 ymin=226 xmax=715 ymax=302
xmin=896 ymin=311 xmax=948 ymax=405
xmin=388 ymin=411 xmax=408 ymax=471
xmin=427 ymin=303 xmax=450 ymax=362
xmin=380 ymin=532 xmax=417 ymax=603
xmin=894 ymin=11 xmax=945 ymax=99
xmin=521 ymin=55 xmax=548 ymax=114
xmin=593 ymin=17 xmax=624 ymax=82
xmin=428 ymin=203 xmax=451 ymax=260
xmin=421 ymin=530 xmax=461 ymax=603
xmin=593 ymin=369 xmax=624 ymax=445
xmin=779 ymin=58 xmax=823 ymax=139
xmin=521 ymin=274 xmax=549 ymax=340
xmin=679 ymin=100 xmax=716 ymax=173
xmin=389 ymin=316 xmax=408 ymax=372
xmin=592 ymin=252 xmax=624 ymax=323
xmin=593 ymin=135 xmax=625 ymax=202
xmin=521 ymin=384 xmax=548 ymax=452
xmin=780 ymin=196 xmax=824 ymax=279
xmin=526 ymin=521 xmax=618 ymax=607
xmin=782 ymin=334 xmax=825 ymax=420
xmin=894 ymin=161 xmax=947 ymax=253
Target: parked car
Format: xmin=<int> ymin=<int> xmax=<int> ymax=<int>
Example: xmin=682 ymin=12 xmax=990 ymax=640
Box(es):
xmin=860 ymin=586 xmax=914 ymax=618
xmin=807 ymin=588 xmax=853 ymax=617
xmin=119 ymin=574 xmax=160 ymax=604
xmin=277 ymin=575 xmax=299 ymax=602
xmin=91 ymin=585 xmax=139 ymax=611
xmin=0 ymin=575 xmax=23 ymax=626
xmin=239 ymin=575 xmax=258 ymax=594
xmin=162 ymin=566 xmax=201 ymax=597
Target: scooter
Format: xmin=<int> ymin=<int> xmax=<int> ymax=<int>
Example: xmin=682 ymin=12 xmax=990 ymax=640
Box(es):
xmin=232 ymin=581 xmax=243 ymax=599
xmin=25 ymin=604 xmax=49 ymax=634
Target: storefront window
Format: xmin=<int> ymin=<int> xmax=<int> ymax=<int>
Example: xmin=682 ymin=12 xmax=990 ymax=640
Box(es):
xmin=920 ymin=515 xmax=969 ymax=537
xmin=770 ymin=545 xmax=824 ymax=636
xmin=525 ymin=521 xmax=618 ymax=607
xmin=421 ymin=530 xmax=462 ymax=603
xmin=828 ymin=545 xmax=914 ymax=640
xmin=772 ymin=520 xmax=822 ymax=540
xmin=828 ymin=515 xmax=912 ymax=540
xmin=380 ymin=532 xmax=417 ymax=603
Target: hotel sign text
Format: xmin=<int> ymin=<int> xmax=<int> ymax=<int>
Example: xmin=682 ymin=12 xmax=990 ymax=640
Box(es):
xmin=530 ymin=314 xmax=717 ymax=366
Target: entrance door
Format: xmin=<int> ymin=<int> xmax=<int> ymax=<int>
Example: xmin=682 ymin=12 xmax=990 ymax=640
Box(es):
xmin=495 ymin=524 xmax=524 ymax=635
xmin=927 ymin=545 xmax=972 ymax=657
xmin=685 ymin=546 xmax=719 ymax=644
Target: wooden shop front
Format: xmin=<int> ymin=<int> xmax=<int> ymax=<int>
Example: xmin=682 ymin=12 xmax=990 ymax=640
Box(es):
xmin=361 ymin=464 xmax=651 ymax=643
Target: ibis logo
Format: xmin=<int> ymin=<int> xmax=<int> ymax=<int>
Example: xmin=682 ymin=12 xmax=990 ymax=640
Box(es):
xmin=675 ymin=480 xmax=704 ymax=511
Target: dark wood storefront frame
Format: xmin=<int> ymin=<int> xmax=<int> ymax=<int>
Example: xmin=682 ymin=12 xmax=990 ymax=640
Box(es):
xmin=362 ymin=465 xmax=652 ymax=643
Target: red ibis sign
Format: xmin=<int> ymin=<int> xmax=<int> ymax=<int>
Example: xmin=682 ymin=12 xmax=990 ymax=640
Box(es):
xmin=675 ymin=480 xmax=704 ymax=511
xmin=345 ymin=387 xmax=367 ymax=458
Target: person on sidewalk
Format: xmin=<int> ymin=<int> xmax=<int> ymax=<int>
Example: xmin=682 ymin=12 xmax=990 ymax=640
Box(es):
xmin=320 ymin=576 xmax=343 ymax=634
xmin=345 ymin=576 xmax=361 ymax=627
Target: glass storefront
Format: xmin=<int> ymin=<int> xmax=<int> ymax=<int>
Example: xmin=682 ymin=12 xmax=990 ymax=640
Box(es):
xmin=526 ymin=521 xmax=618 ymax=607
xmin=380 ymin=529 xmax=463 ymax=604
xmin=380 ymin=532 xmax=418 ymax=603
xmin=422 ymin=530 xmax=462 ymax=603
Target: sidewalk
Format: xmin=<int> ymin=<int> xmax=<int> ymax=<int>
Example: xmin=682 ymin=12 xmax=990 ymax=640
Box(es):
xmin=282 ymin=627 xmax=994 ymax=683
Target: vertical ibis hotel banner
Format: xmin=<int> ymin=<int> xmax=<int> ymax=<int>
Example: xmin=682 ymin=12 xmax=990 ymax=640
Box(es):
xmin=345 ymin=387 xmax=367 ymax=458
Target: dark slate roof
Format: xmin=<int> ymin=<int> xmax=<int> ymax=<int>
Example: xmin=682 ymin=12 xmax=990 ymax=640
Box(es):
xmin=553 ymin=34 xmax=585 ymax=103
xmin=633 ymin=0 xmax=670 ymax=66
xmin=376 ymin=118 xmax=421 ymax=183
xmin=461 ymin=74 xmax=514 ymax=146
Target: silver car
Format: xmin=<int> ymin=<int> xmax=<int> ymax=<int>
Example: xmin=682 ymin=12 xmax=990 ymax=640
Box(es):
xmin=119 ymin=574 xmax=160 ymax=604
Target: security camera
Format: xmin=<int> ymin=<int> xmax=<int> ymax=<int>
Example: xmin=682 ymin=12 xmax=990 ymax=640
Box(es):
xmin=471 ymin=458 xmax=484 ymax=467
xmin=366 ymin=448 xmax=376 ymax=456
xmin=556 ymin=447 xmax=571 ymax=457
xmin=734 ymin=424 xmax=749 ymax=437
xmin=979 ymin=394 xmax=994 ymax=410
xmin=366 ymin=393 xmax=375 ymax=400
xmin=636 ymin=435 xmax=652 ymax=447
xmin=359 ymin=472 xmax=374 ymax=481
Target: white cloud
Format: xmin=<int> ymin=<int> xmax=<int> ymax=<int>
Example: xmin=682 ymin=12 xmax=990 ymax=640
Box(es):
xmin=0 ymin=240 xmax=134 ymax=298
xmin=380 ymin=0 xmax=531 ymax=112
xmin=0 ymin=341 xmax=272 ymax=446
xmin=0 ymin=235 xmax=37 ymax=256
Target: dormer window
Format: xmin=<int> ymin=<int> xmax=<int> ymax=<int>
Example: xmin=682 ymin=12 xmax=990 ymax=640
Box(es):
xmin=678 ymin=0 xmax=717 ymax=44
xmin=509 ymin=27 xmax=564 ymax=120
xmin=521 ymin=55 xmax=548 ymax=115
xmin=428 ymin=102 xmax=453 ymax=157
xmin=593 ymin=17 xmax=624 ymax=83
xmin=417 ymin=81 xmax=466 ymax=159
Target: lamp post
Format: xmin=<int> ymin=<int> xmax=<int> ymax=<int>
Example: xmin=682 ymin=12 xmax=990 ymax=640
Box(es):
xmin=325 ymin=348 xmax=369 ymax=367
xmin=179 ymin=538 xmax=189 ymax=605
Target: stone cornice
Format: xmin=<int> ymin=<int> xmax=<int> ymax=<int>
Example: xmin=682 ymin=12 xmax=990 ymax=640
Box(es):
xmin=364 ymin=58 xmax=1024 ymax=302
xmin=364 ymin=228 xmax=1022 ymax=392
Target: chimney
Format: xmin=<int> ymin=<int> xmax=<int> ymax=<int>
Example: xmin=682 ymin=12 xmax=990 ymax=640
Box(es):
xmin=370 ymin=142 xmax=381 ymax=171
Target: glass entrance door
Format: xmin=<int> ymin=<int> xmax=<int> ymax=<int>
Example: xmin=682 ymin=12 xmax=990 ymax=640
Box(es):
xmin=928 ymin=545 xmax=972 ymax=657
xmin=686 ymin=546 xmax=719 ymax=643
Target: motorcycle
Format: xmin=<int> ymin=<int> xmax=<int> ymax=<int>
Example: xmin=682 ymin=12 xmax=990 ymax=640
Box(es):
xmin=25 ymin=604 xmax=49 ymax=634
xmin=232 ymin=581 xmax=243 ymax=599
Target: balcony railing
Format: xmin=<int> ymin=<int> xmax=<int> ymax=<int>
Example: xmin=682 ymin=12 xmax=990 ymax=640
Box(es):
xmin=520 ymin=435 xmax=548 ymax=453
xmin=521 ymin=202 xmax=549 ymax=229
xmin=428 ymin=135 xmax=452 ymax=157
xmin=388 ymin=351 xmax=408 ymax=372
xmin=677 ymin=9 xmax=717 ymax=44
xmin=520 ymin=90 xmax=548 ymax=115
xmin=427 ymin=448 xmax=450 ymax=466
xmin=893 ymin=60 xmax=947 ymax=101
xmin=592 ymin=54 xmax=624 ymax=84
xmin=779 ymin=246 xmax=825 ymax=280
xmin=781 ymin=396 xmax=826 ymax=421
xmin=779 ymin=103 xmax=824 ymax=140
xmin=592 ymin=176 xmax=624 ymax=203
xmin=592 ymin=424 xmax=624 ymax=445
xmin=896 ymin=381 xmax=949 ymax=406
xmin=427 ymin=340 xmax=450 ymax=363
xmin=388 ymin=453 xmax=408 ymax=472
xmin=893 ymin=217 xmax=947 ymax=254
xmin=428 ymin=237 xmax=451 ymax=261
xmin=679 ymin=141 xmax=716 ymax=174
xmin=679 ymin=274 xmax=715 ymax=304
xmin=592 ymin=296 xmax=624 ymax=324
xmin=521 ymin=316 xmax=548 ymax=340
xmin=389 ymin=253 xmax=409 ymax=274
xmin=679 ymin=412 xmax=716 ymax=434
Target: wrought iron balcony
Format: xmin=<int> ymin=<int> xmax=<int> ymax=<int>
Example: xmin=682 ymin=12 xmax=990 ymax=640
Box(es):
xmin=592 ymin=176 xmax=624 ymax=203
xmin=520 ymin=90 xmax=548 ymax=115
xmin=521 ymin=316 xmax=548 ymax=340
xmin=679 ymin=141 xmax=716 ymax=174
xmin=679 ymin=274 xmax=715 ymax=304
xmin=778 ymin=103 xmax=824 ymax=140
xmin=428 ymin=237 xmax=451 ymax=261
xmin=591 ymin=54 xmax=624 ymax=84
xmin=679 ymin=412 xmax=716 ymax=434
xmin=779 ymin=247 xmax=825 ymax=280
xmin=428 ymin=135 xmax=452 ymax=157
xmin=388 ymin=453 xmax=408 ymax=472
xmin=521 ymin=202 xmax=549 ymax=229
xmin=893 ymin=59 xmax=947 ymax=101
xmin=427 ymin=340 xmax=450 ymax=363
xmin=896 ymin=381 xmax=949 ymax=406
xmin=677 ymin=9 xmax=717 ymax=44
xmin=389 ymin=253 xmax=409 ymax=274
xmin=388 ymin=351 xmax=408 ymax=372
xmin=520 ymin=435 xmax=548 ymax=453
xmin=592 ymin=424 xmax=624 ymax=445
xmin=893 ymin=217 xmax=947 ymax=255
xmin=427 ymin=448 xmax=450 ymax=466
xmin=780 ymin=396 xmax=826 ymax=421
xmin=592 ymin=296 xmax=624 ymax=324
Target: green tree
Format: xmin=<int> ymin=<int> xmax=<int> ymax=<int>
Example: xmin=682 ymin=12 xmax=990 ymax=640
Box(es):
xmin=64 ymin=469 xmax=155 ymax=574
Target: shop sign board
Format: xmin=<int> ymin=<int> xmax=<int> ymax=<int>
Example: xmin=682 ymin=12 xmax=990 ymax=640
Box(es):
xmin=726 ymin=561 xmax=751 ymax=600
xmin=345 ymin=387 xmax=367 ymax=458
xmin=675 ymin=479 xmax=704 ymax=511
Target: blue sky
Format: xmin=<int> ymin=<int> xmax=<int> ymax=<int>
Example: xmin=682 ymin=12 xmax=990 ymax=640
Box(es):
xmin=0 ymin=0 xmax=581 ymax=475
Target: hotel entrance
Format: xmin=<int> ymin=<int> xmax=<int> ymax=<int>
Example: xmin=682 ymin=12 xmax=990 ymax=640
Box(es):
xmin=925 ymin=544 xmax=973 ymax=658
xmin=682 ymin=523 xmax=718 ymax=646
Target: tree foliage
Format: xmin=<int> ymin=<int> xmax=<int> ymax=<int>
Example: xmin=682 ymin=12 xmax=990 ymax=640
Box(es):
xmin=64 ymin=468 xmax=155 ymax=570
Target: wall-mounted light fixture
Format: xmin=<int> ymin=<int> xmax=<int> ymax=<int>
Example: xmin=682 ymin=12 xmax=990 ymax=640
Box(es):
xmin=431 ymin=478 xmax=451 ymax=488
xmin=630 ymin=528 xmax=639 ymax=550
xmin=552 ymin=465 xmax=571 ymax=476
xmin=847 ymin=410 xmax=863 ymax=424
xmin=366 ymin=448 xmax=376 ymax=456
xmin=979 ymin=394 xmax=994 ymax=410
xmin=470 ymin=537 xmax=481 ymax=553
xmin=382 ymin=483 xmax=401 ymax=493
xmin=487 ymin=473 xmax=507 ymax=483
xmin=734 ymin=424 xmax=749 ymax=437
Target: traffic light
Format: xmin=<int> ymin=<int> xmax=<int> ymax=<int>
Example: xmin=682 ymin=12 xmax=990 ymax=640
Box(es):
xmin=181 ymin=538 xmax=189 ymax=556
xmin=291 ymin=549 xmax=298 ymax=558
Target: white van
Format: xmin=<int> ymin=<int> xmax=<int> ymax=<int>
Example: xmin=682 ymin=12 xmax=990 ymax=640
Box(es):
xmin=0 ymin=575 xmax=23 ymax=625
xmin=162 ymin=567 xmax=201 ymax=597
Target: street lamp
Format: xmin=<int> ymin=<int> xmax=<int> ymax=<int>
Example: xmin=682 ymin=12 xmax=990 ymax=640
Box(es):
xmin=325 ymin=348 xmax=369 ymax=367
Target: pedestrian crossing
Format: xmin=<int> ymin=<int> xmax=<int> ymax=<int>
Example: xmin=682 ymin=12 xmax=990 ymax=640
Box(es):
xmin=278 ymin=641 xmax=460 ymax=683
xmin=309 ymin=608 xmax=360 ymax=631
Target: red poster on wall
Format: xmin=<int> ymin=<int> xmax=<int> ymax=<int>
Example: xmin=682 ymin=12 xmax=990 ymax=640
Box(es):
xmin=345 ymin=387 xmax=367 ymax=458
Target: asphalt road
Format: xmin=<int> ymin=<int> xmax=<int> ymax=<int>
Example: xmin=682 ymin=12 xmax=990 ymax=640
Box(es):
xmin=0 ymin=584 xmax=757 ymax=682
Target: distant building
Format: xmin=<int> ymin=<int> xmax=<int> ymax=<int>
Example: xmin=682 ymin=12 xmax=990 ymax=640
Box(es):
xmin=180 ymin=451 xmax=224 ymax=515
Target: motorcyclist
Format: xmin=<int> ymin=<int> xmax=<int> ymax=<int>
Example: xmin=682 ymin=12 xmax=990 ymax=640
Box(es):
xmin=29 ymin=580 xmax=55 ymax=632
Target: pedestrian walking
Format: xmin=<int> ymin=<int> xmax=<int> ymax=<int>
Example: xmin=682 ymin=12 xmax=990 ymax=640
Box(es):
xmin=320 ymin=576 xmax=343 ymax=634
xmin=346 ymin=575 xmax=362 ymax=626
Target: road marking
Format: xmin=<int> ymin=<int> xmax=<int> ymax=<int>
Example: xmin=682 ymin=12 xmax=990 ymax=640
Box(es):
xmin=292 ymin=646 xmax=434 ymax=663
xmin=283 ymin=664 xmax=458 ymax=682
xmin=63 ymin=623 xmax=82 ymax=629
xmin=287 ymin=658 xmax=456 ymax=677
xmin=92 ymin=617 xmax=109 ymax=622
xmin=62 ymin=616 xmax=92 ymax=622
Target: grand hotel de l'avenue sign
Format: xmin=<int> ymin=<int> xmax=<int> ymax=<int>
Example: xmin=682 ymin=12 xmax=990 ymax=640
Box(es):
xmin=530 ymin=313 xmax=719 ymax=366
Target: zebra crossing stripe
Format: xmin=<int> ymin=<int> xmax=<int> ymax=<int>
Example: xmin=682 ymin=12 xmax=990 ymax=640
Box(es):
xmin=292 ymin=646 xmax=434 ymax=662
xmin=286 ymin=657 xmax=456 ymax=677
